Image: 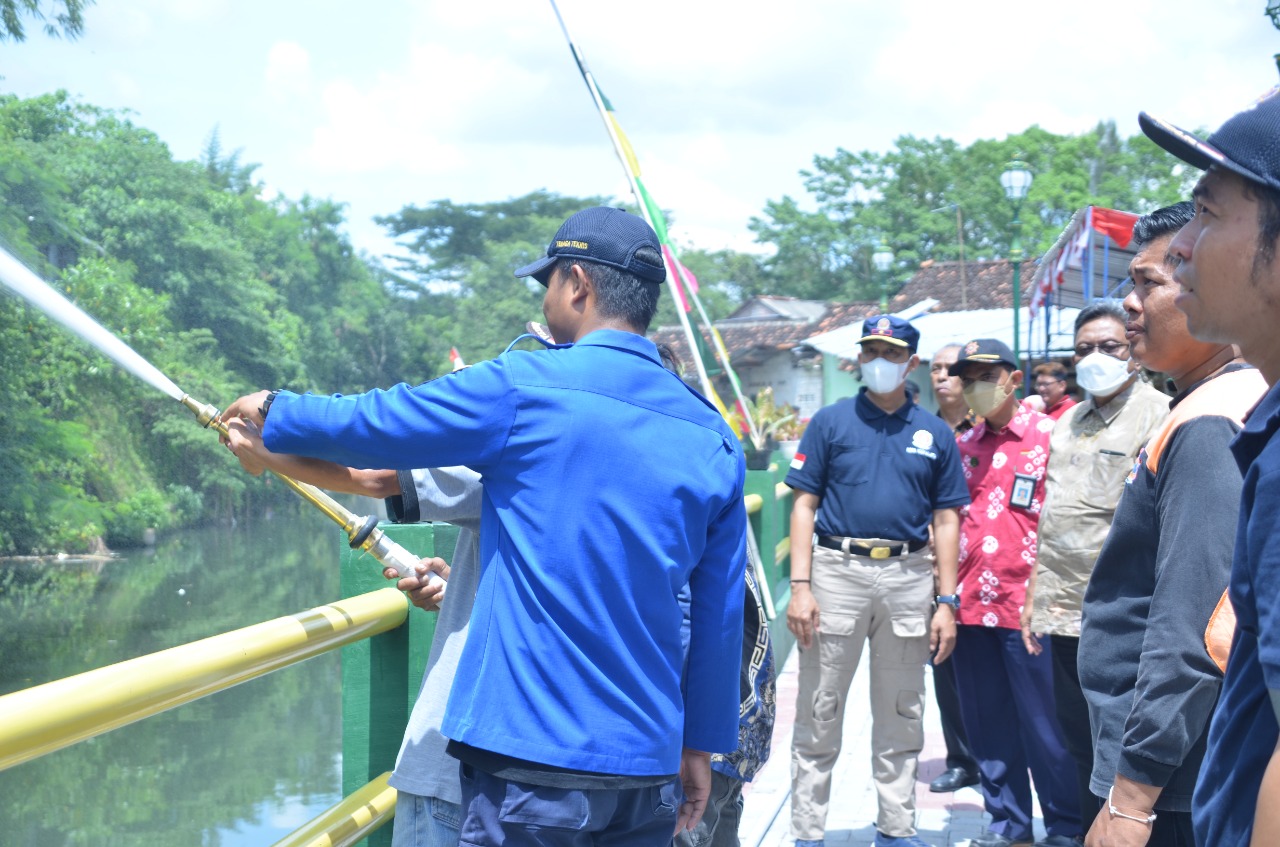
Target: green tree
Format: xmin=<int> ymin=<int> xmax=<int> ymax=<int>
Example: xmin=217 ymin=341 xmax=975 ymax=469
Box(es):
xmin=651 ymin=246 xmax=761 ymax=330
xmin=0 ymin=0 xmax=91 ymax=41
xmin=751 ymin=122 xmax=1197 ymax=301
xmin=377 ymin=191 xmax=613 ymax=365
xmin=0 ymin=91 xmax=425 ymax=550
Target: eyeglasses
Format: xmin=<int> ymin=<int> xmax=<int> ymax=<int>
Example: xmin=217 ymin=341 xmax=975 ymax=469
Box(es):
xmin=1074 ymin=341 xmax=1129 ymax=358
xmin=1033 ymin=379 xmax=1063 ymax=389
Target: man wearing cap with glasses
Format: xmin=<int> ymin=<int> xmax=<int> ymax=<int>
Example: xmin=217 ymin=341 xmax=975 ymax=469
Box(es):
xmin=1135 ymin=88 xmax=1280 ymax=845
xmin=785 ymin=314 xmax=969 ymax=847
xmin=1022 ymin=301 xmax=1169 ymax=833
xmin=1075 ymin=202 xmax=1263 ymax=847
xmin=948 ymin=339 xmax=1082 ymax=847
xmin=220 ymin=207 xmax=747 ymax=845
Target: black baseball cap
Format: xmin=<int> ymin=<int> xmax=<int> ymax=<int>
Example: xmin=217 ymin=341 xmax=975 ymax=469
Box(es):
xmin=514 ymin=206 xmax=666 ymax=286
xmin=1139 ymin=87 xmax=1280 ymax=193
xmin=948 ymin=339 xmax=1017 ymax=376
xmin=855 ymin=314 xmax=920 ymax=351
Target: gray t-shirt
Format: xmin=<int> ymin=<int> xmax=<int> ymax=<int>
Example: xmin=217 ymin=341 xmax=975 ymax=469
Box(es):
xmin=383 ymin=466 xmax=482 ymax=803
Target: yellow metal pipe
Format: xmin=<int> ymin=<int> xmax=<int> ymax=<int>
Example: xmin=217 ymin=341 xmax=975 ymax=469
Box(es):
xmin=776 ymin=537 xmax=791 ymax=566
xmin=744 ymin=494 xmax=763 ymax=515
xmin=273 ymin=772 xmax=398 ymax=847
xmin=0 ymin=588 xmax=408 ymax=772
xmin=775 ymin=482 xmax=792 ymax=501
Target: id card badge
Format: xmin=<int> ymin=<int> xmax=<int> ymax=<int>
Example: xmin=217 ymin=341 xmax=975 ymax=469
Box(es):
xmin=1010 ymin=473 xmax=1036 ymax=509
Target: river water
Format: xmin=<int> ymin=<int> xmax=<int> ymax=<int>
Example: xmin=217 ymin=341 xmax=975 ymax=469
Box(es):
xmin=0 ymin=513 xmax=354 ymax=846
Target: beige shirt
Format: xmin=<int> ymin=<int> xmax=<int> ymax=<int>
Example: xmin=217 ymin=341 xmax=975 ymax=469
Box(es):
xmin=1031 ymin=379 xmax=1170 ymax=636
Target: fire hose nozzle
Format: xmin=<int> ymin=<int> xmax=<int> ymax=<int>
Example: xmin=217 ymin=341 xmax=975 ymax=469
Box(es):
xmin=179 ymin=394 xmax=226 ymax=435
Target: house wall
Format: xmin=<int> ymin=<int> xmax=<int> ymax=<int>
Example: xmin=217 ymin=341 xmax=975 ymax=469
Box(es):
xmin=738 ymin=352 xmax=826 ymax=420
xmin=737 ymin=353 xmax=941 ymax=423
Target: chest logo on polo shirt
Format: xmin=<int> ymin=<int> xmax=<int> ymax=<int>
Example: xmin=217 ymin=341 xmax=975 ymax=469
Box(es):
xmin=905 ymin=429 xmax=937 ymax=459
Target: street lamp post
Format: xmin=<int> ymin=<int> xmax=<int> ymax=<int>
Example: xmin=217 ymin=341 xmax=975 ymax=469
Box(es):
xmin=1000 ymin=159 xmax=1033 ymax=372
xmin=872 ymin=241 xmax=894 ymax=313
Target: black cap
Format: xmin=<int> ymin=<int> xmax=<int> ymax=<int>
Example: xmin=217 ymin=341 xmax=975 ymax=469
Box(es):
xmin=855 ymin=314 xmax=920 ymax=351
xmin=514 ymin=206 xmax=666 ymax=286
xmin=1139 ymin=87 xmax=1280 ymax=193
xmin=948 ymin=339 xmax=1017 ymax=376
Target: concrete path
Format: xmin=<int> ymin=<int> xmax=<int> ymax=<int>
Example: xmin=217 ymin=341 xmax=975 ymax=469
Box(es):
xmin=738 ymin=648 xmax=1049 ymax=847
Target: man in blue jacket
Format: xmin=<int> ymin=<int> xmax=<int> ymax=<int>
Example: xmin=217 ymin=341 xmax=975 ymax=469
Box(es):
xmin=222 ymin=207 xmax=747 ymax=845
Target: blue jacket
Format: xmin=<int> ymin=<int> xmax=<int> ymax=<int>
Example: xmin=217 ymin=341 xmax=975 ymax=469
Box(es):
xmin=264 ymin=329 xmax=747 ymax=776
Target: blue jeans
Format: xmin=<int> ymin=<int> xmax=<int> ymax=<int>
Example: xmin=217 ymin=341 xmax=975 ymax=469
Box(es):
xmin=392 ymin=792 xmax=462 ymax=847
xmin=457 ymin=763 xmax=681 ymax=846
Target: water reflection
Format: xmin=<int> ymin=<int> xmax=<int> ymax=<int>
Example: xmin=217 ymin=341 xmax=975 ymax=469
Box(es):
xmin=0 ymin=514 xmax=349 ymax=845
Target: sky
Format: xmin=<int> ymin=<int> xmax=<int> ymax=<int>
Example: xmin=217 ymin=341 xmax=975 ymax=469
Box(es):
xmin=4 ymin=0 xmax=1279 ymax=266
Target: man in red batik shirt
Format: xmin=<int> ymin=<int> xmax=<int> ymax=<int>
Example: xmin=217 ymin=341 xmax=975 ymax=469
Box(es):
xmin=948 ymin=339 xmax=1082 ymax=847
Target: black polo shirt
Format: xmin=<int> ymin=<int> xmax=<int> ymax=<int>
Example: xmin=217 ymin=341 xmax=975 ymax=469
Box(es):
xmin=786 ymin=389 xmax=969 ymax=544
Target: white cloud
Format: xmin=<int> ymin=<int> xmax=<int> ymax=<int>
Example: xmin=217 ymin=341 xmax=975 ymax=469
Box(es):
xmin=7 ymin=0 xmax=1280 ymax=261
xmin=264 ymin=41 xmax=312 ymax=102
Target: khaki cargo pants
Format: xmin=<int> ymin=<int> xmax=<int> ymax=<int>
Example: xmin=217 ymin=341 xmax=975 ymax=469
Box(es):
xmin=790 ymin=544 xmax=933 ymax=839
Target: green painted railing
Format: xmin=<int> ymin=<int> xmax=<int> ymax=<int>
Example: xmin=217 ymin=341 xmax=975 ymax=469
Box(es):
xmin=744 ymin=456 xmax=796 ymax=659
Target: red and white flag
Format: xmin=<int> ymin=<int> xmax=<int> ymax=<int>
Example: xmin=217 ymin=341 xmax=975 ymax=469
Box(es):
xmin=449 ymin=347 xmax=466 ymax=371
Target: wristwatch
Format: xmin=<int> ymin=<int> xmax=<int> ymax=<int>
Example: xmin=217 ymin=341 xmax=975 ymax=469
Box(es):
xmin=259 ymin=389 xmax=281 ymax=420
xmin=935 ymin=594 xmax=961 ymax=609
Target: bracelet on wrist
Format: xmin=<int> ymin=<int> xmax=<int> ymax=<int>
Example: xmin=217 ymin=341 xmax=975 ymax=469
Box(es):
xmin=1107 ymin=786 xmax=1157 ymax=826
xmin=790 ymin=579 xmax=810 ymax=584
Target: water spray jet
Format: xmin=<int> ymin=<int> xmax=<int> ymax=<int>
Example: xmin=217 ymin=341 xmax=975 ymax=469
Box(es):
xmin=0 ymin=245 xmax=440 ymax=586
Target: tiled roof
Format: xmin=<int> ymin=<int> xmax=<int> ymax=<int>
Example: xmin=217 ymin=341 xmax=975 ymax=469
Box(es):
xmin=651 ymin=259 xmax=1036 ymax=372
xmin=722 ymin=295 xmax=830 ymax=323
xmin=889 ymin=259 xmax=1034 ymax=312
xmin=651 ymin=299 xmax=879 ymax=369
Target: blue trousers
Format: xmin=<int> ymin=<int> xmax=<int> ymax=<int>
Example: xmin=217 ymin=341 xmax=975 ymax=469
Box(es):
xmin=457 ymin=763 xmax=681 ymax=847
xmin=951 ymin=625 xmax=1082 ymax=841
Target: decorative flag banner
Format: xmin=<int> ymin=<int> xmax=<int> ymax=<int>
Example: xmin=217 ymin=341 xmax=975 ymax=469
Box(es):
xmin=449 ymin=347 xmax=466 ymax=371
xmin=1030 ymin=206 xmax=1139 ymax=316
xmin=547 ymin=0 xmax=761 ymax=446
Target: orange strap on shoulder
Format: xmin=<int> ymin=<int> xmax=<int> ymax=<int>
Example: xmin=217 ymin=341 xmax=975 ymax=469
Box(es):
xmin=1206 ymin=590 xmax=1236 ymax=674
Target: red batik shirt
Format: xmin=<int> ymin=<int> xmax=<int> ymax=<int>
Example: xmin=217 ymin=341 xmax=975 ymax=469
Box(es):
xmin=955 ymin=406 xmax=1054 ymax=629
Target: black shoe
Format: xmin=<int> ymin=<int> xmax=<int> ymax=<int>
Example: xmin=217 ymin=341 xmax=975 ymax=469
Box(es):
xmin=969 ymin=833 xmax=1032 ymax=847
xmin=928 ymin=766 xmax=979 ymax=793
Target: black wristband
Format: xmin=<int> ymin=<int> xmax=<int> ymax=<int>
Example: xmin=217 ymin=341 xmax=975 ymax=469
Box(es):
xmin=260 ymin=389 xmax=281 ymax=420
xmin=790 ymin=579 xmax=810 ymax=584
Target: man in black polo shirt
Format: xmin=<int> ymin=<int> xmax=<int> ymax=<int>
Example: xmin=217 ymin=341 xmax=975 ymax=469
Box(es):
xmin=786 ymin=315 xmax=971 ymax=847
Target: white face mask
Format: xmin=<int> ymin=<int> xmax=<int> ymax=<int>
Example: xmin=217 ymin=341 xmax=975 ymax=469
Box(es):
xmin=1075 ymin=351 xmax=1132 ymax=397
xmin=862 ymin=357 xmax=910 ymax=394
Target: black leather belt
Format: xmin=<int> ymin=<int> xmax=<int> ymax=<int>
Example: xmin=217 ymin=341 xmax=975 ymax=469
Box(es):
xmin=817 ymin=536 xmax=926 ymax=559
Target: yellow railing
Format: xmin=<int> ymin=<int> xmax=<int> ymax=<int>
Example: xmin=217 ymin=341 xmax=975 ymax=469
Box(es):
xmin=274 ymin=772 xmax=398 ymax=847
xmin=0 ymin=587 xmax=408 ymax=772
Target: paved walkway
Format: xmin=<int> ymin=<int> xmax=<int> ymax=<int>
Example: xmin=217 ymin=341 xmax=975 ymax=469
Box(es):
xmin=738 ymin=647 xmax=1048 ymax=847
